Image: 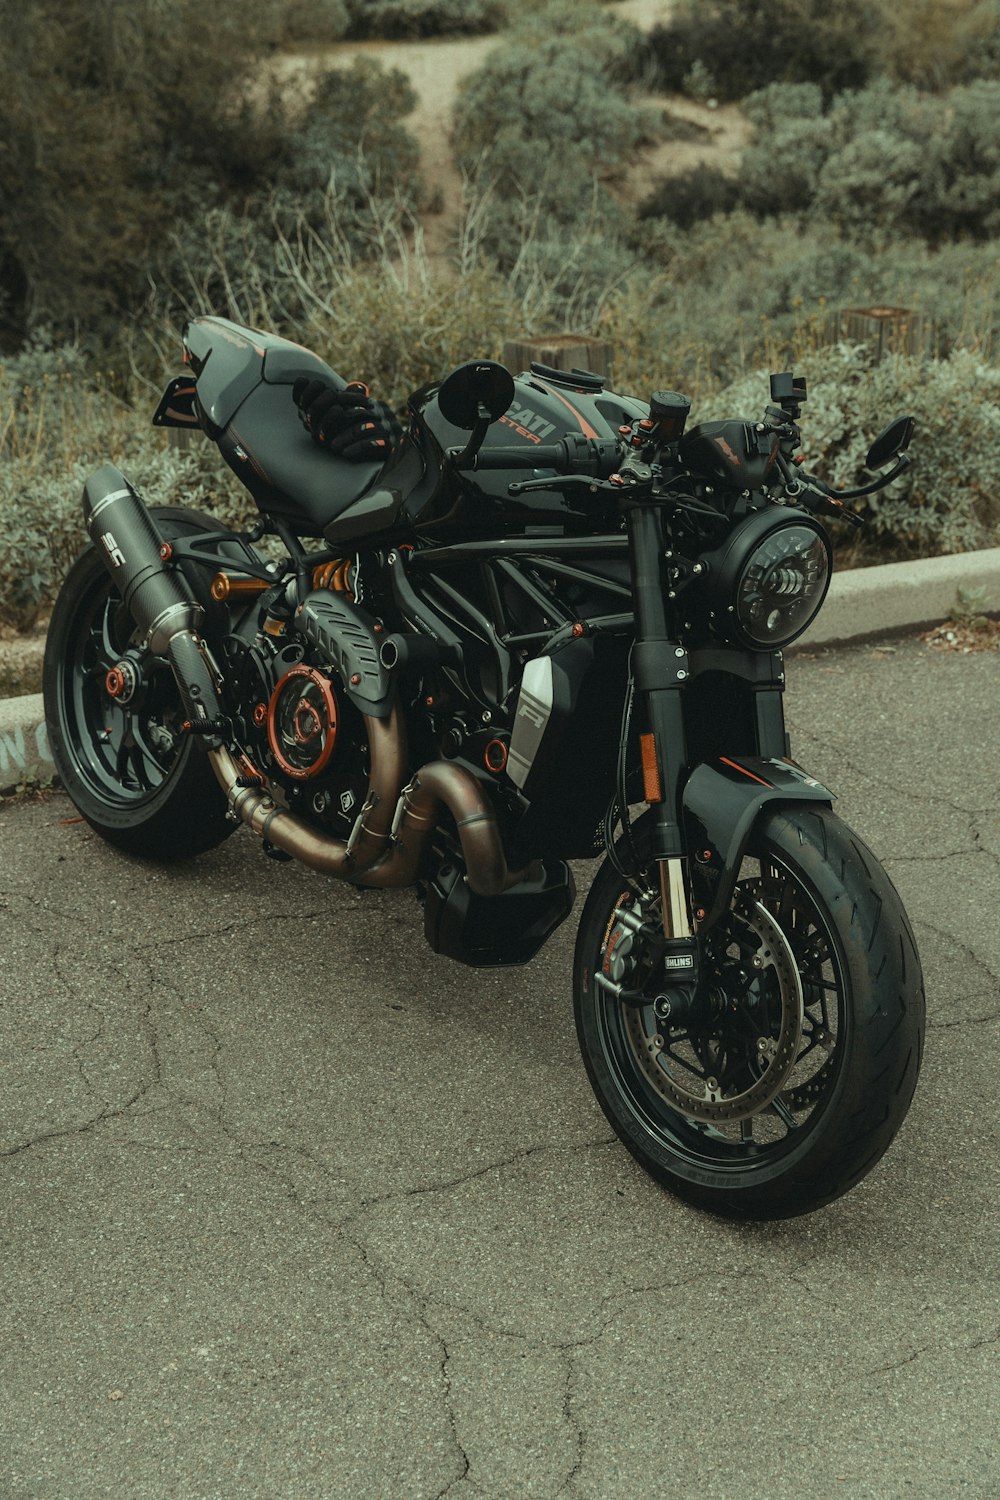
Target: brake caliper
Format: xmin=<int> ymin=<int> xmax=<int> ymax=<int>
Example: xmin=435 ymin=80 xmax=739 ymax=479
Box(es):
xmin=597 ymin=891 xmax=695 ymax=1015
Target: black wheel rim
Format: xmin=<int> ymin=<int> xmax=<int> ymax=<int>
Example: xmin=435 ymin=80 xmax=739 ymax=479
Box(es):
xmin=593 ymin=848 xmax=849 ymax=1177
xmin=53 ymin=565 xmax=188 ymax=811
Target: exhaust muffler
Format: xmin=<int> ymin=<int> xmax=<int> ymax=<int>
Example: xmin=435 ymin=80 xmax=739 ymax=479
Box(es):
xmin=83 ymin=464 xmax=224 ymax=732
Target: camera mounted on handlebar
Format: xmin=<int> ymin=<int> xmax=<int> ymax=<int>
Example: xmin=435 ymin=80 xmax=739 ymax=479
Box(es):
xmin=768 ymin=371 xmax=808 ymax=422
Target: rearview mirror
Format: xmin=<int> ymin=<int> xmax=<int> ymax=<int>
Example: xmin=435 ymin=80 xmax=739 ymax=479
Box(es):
xmin=866 ymin=415 xmax=915 ymax=471
xmin=437 ymin=360 xmax=515 ymax=431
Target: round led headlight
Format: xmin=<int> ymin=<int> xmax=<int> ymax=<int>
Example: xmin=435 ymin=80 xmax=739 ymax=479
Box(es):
xmin=699 ymin=510 xmax=832 ymax=650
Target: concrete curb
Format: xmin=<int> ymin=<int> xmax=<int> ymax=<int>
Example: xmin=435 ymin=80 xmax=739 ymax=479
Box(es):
xmin=0 ymin=692 xmax=53 ymax=795
xmin=3 ymin=547 xmax=999 ymax=795
xmin=794 ymin=545 xmax=1000 ymax=649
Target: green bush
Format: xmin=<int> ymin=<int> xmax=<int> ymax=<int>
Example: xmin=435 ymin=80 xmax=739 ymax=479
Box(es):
xmin=346 ymin=0 xmax=504 ymax=38
xmin=918 ymin=80 xmax=1000 ymax=241
xmin=881 ymin=0 xmax=1000 ymax=89
xmin=610 ymin=213 xmax=870 ymax=395
xmin=454 ymin=0 xmax=652 ymax=181
xmin=451 ymin=0 xmax=655 ymax=307
xmin=638 ymin=167 xmax=741 ymax=231
xmin=644 ymin=77 xmax=1000 ymax=247
xmin=732 ymin=83 xmax=831 ymax=218
xmin=504 ymin=0 xmax=646 ymax=77
xmin=611 ymin=210 xmax=1000 ymax=400
xmin=644 ymin=0 xmax=884 ymax=102
xmin=0 ymin=1 xmax=279 ymax=340
xmin=0 ymin=3 xmax=423 ymax=347
xmin=695 ymin=344 xmax=1000 ymax=554
xmin=270 ymin=58 xmax=422 ymax=229
xmin=758 ymin=77 xmax=1000 ymax=244
xmin=148 ymin=57 xmax=424 ymax=342
xmin=273 ymin=0 xmax=349 ymax=43
xmin=454 ymin=49 xmax=651 ymax=191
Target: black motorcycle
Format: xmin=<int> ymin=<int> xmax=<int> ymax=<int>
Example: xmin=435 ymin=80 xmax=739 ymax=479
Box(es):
xmin=43 ymin=317 xmax=925 ymax=1219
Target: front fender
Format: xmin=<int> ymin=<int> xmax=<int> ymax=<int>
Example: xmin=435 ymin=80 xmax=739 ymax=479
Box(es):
xmin=682 ymin=757 xmax=834 ymax=929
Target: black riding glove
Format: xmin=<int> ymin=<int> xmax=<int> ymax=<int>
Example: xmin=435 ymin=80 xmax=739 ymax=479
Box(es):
xmin=293 ymin=377 xmax=402 ymax=462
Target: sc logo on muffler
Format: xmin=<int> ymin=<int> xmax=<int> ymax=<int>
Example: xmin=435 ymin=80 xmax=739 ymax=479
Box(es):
xmin=99 ymin=530 xmax=126 ymax=569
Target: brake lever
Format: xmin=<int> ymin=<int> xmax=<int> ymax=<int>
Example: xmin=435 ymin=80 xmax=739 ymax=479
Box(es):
xmin=507 ymin=474 xmax=614 ymax=497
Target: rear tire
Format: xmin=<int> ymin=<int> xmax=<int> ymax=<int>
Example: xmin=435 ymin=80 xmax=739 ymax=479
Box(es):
xmin=43 ymin=506 xmax=236 ymax=860
xmin=574 ymin=806 xmax=924 ymax=1219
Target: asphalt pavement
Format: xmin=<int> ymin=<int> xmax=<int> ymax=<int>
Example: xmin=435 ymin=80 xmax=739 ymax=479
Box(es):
xmin=1 ymin=631 xmax=999 ymax=1499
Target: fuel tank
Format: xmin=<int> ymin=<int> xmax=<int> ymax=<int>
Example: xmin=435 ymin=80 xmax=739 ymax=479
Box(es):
xmin=404 ymin=363 xmax=647 ymax=538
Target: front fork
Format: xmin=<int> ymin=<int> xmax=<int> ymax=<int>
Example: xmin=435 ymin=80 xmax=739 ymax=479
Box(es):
xmin=626 ymin=505 xmax=696 ymax=954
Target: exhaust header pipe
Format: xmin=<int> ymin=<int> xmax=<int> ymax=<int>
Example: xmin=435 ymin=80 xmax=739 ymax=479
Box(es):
xmin=207 ymin=733 xmax=534 ymax=898
xmin=83 ymin=464 xmax=223 ymax=732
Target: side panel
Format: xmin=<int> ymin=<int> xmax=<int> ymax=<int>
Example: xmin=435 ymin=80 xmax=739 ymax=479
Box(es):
xmin=506 ymin=633 xmax=631 ymax=863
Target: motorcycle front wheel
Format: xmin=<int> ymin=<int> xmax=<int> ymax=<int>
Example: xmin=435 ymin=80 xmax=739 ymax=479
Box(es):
xmin=43 ymin=506 xmax=236 ymax=860
xmin=574 ymin=806 xmax=924 ymax=1219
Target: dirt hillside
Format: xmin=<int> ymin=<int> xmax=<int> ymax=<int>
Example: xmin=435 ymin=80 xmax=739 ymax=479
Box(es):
xmin=277 ymin=2 xmax=749 ymax=264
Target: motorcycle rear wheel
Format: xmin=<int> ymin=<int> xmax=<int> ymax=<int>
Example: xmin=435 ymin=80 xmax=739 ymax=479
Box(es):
xmin=43 ymin=506 xmax=236 ymax=860
xmin=574 ymin=806 xmax=924 ymax=1219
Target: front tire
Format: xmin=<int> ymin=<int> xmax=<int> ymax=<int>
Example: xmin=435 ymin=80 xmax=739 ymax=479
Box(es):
xmin=43 ymin=506 xmax=236 ymax=860
xmin=574 ymin=806 xmax=924 ymax=1219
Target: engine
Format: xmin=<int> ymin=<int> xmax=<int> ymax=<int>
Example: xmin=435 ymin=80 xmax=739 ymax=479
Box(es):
xmin=223 ymin=623 xmax=372 ymax=840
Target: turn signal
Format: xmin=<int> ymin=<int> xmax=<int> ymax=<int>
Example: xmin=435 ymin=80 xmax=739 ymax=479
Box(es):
xmin=640 ymin=733 xmax=663 ymax=803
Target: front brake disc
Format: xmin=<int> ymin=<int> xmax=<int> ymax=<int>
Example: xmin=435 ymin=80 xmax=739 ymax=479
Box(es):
xmin=622 ymin=897 xmax=803 ymax=1124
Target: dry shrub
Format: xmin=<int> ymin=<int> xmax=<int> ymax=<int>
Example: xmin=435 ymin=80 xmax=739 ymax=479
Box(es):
xmin=881 ymin=0 xmax=1000 ymax=88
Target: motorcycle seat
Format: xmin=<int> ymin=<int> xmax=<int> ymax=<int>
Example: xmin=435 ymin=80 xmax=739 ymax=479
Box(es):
xmin=184 ymin=315 xmax=384 ymax=536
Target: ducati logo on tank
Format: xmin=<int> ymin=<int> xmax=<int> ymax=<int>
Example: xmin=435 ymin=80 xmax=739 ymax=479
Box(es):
xmin=500 ymin=401 xmax=557 ymax=444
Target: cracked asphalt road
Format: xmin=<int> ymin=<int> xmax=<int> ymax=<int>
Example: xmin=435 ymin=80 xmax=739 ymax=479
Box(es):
xmin=1 ymin=633 xmax=998 ymax=1499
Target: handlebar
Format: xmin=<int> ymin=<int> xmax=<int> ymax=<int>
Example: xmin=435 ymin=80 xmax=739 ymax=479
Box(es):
xmin=782 ymin=453 xmax=911 ymax=529
xmin=454 ymin=368 xmax=906 ymax=534
xmin=458 ymin=434 xmax=621 ymax=477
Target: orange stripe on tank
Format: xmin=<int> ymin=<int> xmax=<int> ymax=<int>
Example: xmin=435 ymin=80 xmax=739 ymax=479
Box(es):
xmin=532 ymin=379 xmax=599 ymax=440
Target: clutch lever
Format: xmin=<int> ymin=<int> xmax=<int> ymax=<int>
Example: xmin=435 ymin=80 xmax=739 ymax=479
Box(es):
xmin=786 ymin=479 xmax=866 ymax=528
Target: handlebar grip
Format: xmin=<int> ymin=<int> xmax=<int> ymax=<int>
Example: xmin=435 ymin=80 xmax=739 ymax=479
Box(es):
xmin=470 ymin=442 xmax=569 ymax=470
xmin=469 ymin=436 xmax=621 ymax=477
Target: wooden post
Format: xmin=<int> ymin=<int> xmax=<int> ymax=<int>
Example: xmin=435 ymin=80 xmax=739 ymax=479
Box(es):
xmin=502 ymin=333 xmax=615 ymax=381
xmin=828 ymin=307 xmax=932 ymax=360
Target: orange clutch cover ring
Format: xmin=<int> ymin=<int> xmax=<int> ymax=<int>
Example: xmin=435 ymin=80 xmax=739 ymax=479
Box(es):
xmin=266 ymin=664 xmax=339 ymax=780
